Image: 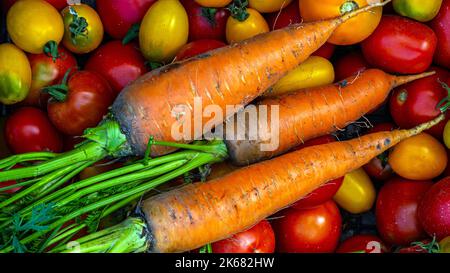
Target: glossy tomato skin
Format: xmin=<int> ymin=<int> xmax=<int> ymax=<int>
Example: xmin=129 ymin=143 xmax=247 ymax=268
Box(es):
xmin=182 ymin=0 xmax=230 ymax=42
xmin=273 ymin=200 xmax=342 ymax=253
xmin=85 ymin=41 xmax=147 ymax=95
xmin=96 ymin=0 xmax=156 ymax=39
xmin=47 ymin=71 xmax=114 ymax=136
xmin=389 ymin=67 xmax=450 ymax=138
xmin=336 ymin=235 xmax=387 ymax=253
xmin=175 ymin=39 xmax=226 ymax=61
xmin=211 ymin=220 xmax=275 ymax=253
xmin=418 ymin=177 xmax=450 ymax=240
xmin=5 ymin=107 xmax=63 ymax=154
xmin=334 ymin=51 xmax=370 ymax=81
xmin=376 ymin=178 xmax=433 ymax=246
xmin=226 ymin=8 xmax=269 ymax=44
xmin=362 ymin=15 xmax=437 ymax=74
xmin=430 ymin=0 xmax=450 ymax=69
xmin=293 ymin=178 xmax=343 ymax=209
xmin=265 ymin=0 xmax=300 ymax=30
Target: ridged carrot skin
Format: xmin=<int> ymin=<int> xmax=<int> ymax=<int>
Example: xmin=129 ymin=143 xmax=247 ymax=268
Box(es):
xmin=111 ymin=3 xmax=389 ymax=157
xmin=225 ymin=69 xmax=435 ymax=165
xmin=141 ymin=115 xmax=444 ymax=253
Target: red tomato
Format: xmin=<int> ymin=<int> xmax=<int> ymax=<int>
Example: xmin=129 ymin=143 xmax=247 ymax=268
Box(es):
xmin=312 ymin=43 xmax=336 ymax=60
xmin=45 ymin=0 xmax=67 ymax=10
xmin=265 ymin=0 xmax=300 ymax=30
xmin=293 ymin=177 xmax=343 ymax=209
xmin=175 ymin=39 xmax=226 ymax=61
xmin=182 ymin=0 xmax=230 ymax=42
xmin=363 ymin=123 xmax=395 ymax=181
xmin=336 ymin=235 xmax=387 ymax=253
xmin=418 ymin=177 xmax=450 ymax=240
xmin=211 ymin=220 xmax=275 ymax=253
xmin=46 ymin=71 xmax=114 ymax=136
xmin=430 ymin=0 xmax=450 ymax=69
xmin=23 ymin=46 xmax=78 ymax=107
xmin=85 ymin=41 xmax=148 ymax=95
xmin=5 ymin=107 xmax=63 ymax=154
xmin=0 ymin=165 xmax=23 ymax=194
xmin=444 ymin=151 xmax=450 ymax=177
xmin=334 ymin=51 xmax=370 ymax=81
xmin=389 ymin=67 xmax=450 ymax=138
xmin=362 ymin=15 xmax=437 ymax=74
xmin=376 ymin=178 xmax=433 ymax=246
xmin=96 ymin=0 xmax=157 ymax=39
xmin=273 ymin=200 xmax=342 ymax=253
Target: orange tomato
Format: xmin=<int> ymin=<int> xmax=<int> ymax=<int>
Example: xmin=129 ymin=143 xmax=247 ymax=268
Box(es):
xmin=299 ymin=0 xmax=383 ymax=45
xmin=388 ymin=133 xmax=448 ymax=180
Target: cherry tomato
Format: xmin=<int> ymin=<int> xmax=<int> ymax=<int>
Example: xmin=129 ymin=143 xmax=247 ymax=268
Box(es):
xmin=440 ymin=236 xmax=450 ymax=253
xmin=45 ymin=0 xmax=67 ymax=10
xmin=96 ymin=0 xmax=157 ymax=39
xmin=299 ymin=0 xmax=382 ymax=45
xmin=249 ymin=0 xmax=292 ymax=13
xmin=85 ymin=41 xmax=148 ymax=95
xmin=389 ymin=67 xmax=450 ymax=138
xmin=312 ymin=43 xmax=336 ymax=59
xmin=211 ymin=220 xmax=275 ymax=253
xmin=376 ymin=178 xmax=433 ymax=246
xmin=418 ymin=177 xmax=450 ymax=240
xmin=7 ymin=0 xmax=64 ymax=54
xmin=226 ymin=8 xmax=269 ymax=44
xmin=362 ymin=15 xmax=437 ymax=74
xmin=393 ymin=0 xmax=442 ymax=22
xmin=333 ymin=168 xmax=376 ymax=214
xmin=5 ymin=107 xmax=63 ymax=153
xmin=334 ymin=51 xmax=370 ymax=81
xmin=388 ymin=133 xmax=447 ymax=180
xmin=430 ymin=0 xmax=450 ymax=69
xmin=195 ymin=0 xmax=232 ymax=8
xmin=336 ymin=235 xmax=387 ymax=253
xmin=444 ymin=121 xmax=450 ymax=148
xmin=293 ymin=178 xmax=343 ymax=209
xmin=23 ymin=46 xmax=78 ymax=107
xmin=175 ymin=39 xmax=226 ymax=61
xmin=46 ymin=71 xmax=114 ymax=136
xmin=61 ymin=4 xmax=104 ymax=54
xmin=265 ymin=0 xmax=300 ymax=30
xmin=182 ymin=0 xmax=230 ymax=42
xmin=273 ymin=200 xmax=342 ymax=253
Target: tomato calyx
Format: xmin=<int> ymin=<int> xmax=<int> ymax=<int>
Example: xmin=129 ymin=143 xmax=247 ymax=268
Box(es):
xmin=377 ymin=151 xmax=389 ymax=168
xmin=122 ymin=24 xmax=140 ymax=45
xmin=201 ymin=7 xmax=218 ymax=26
xmin=68 ymin=7 xmax=89 ymax=44
xmin=399 ymin=237 xmax=441 ymax=253
xmin=43 ymin=41 xmax=60 ymax=62
xmin=42 ymin=69 xmax=71 ymax=102
xmin=340 ymin=1 xmax=359 ymax=15
xmin=228 ymin=0 xmax=249 ymax=22
xmin=437 ymin=80 xmax=450 ymax=113
xmin=396 ymin=89 xmax=408 ymax=105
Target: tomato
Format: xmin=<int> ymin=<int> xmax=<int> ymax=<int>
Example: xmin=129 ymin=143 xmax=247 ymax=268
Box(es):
xmin=312 ymin=43 xmax=336 ymax=59
xmin=211 ymin=220 xmax=275 ymax=253
xmin=430 ymin=0 xmax=450 ymax=69
xmin=226 ymin=8 xmax=269 ymax=44
xmin=294 ymin=135 xmax=336 ymax=150
xmin=336 ymin=235 xmax=387 ymax=253
xmin=7 ymin=0 xmax=64 ymax=54
xmin=5 ymin=107 xmax=63 ymax=153
xmin=397 ymin=239 xmax=437 ymax=253
xmin=61 ymin=4 xmax=104 ymax=54
xmin=249 ymin=0 xmax=292 ymax=13
xmin=195 ymin=0 xmax=231 ymax=8
xmin=139 ymin=0 xmax=189 ymax=62
xmin=175 ymin=39 xmax=226 ymax=61
xmin=293 ymin=178 xmax=343 ymax=209
xmin=273 ymin=201 xmax=342 ymax=253
xmin=376 ymin=178 xmax=433 ymax=246
xmin=363 ymin=123 xmax=395 ymax=181
xmin=389 ymin=67 xmax=450 ymax=138
xmin=45 ymin=0 xmax=67 ymax=10
xmin=0 ymin=43 xmax=32 ymax=105
xmin=0 ymin=117 xmax=11 ymax=158
xmin=299 ymin=0 xmax=382 ymax=45
xmin=388 ymin=133 xmax=447 ymax=180
xmin=418 ymin=177 xmax=450 ymax=240
xmin=46 ymin=71 xmax=114 ymax=136
xmin=334 ymin=51 xmax=370 ymax=81
xmin=23 ymin=46 xmax=77 ymax=107
xmin=444 ymin=121 xmax=450 ymax=148
xmin=333 ymin=168 xmax=376 ymax=214
xmin=96 ymin=0 xmax=156 ymax=39
xmin=393 ymin=0 xmax=442 ymax=22
xmin=362 ymin=16 xmax=437 ymax=74
xmin=265 ymin=0 xmax=300 ymax=30
xmin=440 ymin=236 xmax=450 ymax=253
xmin=85 ymin=41 xmax=148 ymax=95
xmin=182 ymin=0 xmax=230 ymax=42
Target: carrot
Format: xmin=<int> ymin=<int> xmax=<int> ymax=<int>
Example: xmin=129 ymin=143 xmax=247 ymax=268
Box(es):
xmin=225 ymin=69 xmax=436 ymax=165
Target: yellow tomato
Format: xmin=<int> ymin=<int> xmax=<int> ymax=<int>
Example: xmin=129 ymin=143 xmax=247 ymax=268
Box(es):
xmin=7 ymin=0 xmax=64 ymax=54
xmin=266 ymin=56 xmax=335 ymax=97
xmin=388 ymin=133 xmax=448 ymax=180
xmin=195 ymin=0 xmax=232 ymax=8
xmin=139 ymin=0 xmax=189 ymax=62
xmin=440 ymin=236 xmax=450 ymax=253
xmin=0 ymin=44 xmax=32 ymax=105
xmin=444 ymin=120 xmax=450 ymax=149
xmin=249 ymin=0 xmax=293 ymax=13
xmin=61 ymin=4 xmax=104 ymax=54
xmin=299 ymin=0 xmax=383 ymax=45
xmin=393 ymin=0 xmax=442 ymax=22
xmin=226 ymin=8 xmax=269 ymax=44
xmin=333 ymin=168 xmax=376 ymax=214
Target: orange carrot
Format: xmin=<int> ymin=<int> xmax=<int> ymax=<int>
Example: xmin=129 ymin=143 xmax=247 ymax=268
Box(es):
xmin=225 ymin=69 xmax=435 ymax=165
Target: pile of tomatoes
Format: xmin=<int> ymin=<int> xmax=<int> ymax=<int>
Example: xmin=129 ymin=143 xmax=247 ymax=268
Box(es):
xmin=1 ymin=0 xmax=450 ymax=253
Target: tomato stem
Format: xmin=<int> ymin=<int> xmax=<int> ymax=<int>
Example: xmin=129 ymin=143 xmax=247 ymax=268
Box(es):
xmin=122 ymin=24 xmax=140 ymax=45
xmin=437 ymin=80 xmax=450 ymax=113
xmin=340 ymin=1 xmax=359 ymax=15
xmin=228 ymin=0 xmax=249 ymax=22
xmin=201 ymin=7 xmax=218 ymax=27
xmin=43 ymin=41 xmax=60 ymax=62
xmin=68 ymin=7 xmax=89 ymax=44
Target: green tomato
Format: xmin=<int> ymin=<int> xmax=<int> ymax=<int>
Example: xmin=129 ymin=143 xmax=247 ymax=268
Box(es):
xmin=393 ymin=0 xmax=443 ymax=22
xmin=444 ymin=120 xmax=450 ymax=149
